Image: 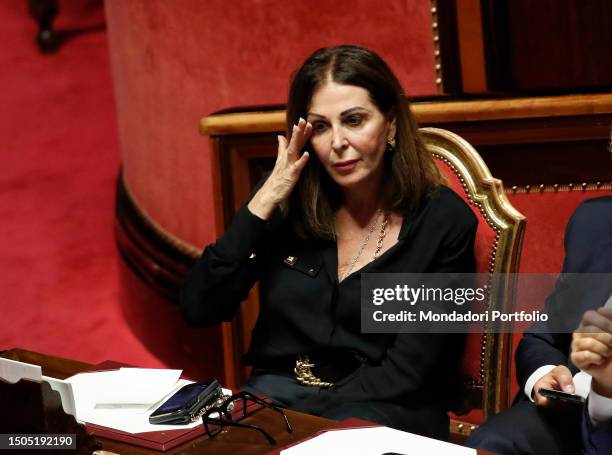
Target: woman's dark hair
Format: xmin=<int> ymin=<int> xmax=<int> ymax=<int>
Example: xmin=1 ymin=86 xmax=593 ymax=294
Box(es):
xmin=284 ymin=45 xmax=441 ymax=239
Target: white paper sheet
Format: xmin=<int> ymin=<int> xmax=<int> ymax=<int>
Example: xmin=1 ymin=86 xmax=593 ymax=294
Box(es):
xmin=76 ymin=379 xmax=197 ymax=433
xmin=66 ymin=367 xmax=182 ymax=406
xmin=281 ymin=426 xmax=476 ymax=455
xmin=81 ymin=381 xmax=232 ymax=434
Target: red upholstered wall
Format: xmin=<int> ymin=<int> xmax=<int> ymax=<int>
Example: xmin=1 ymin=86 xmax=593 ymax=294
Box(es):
xmin=104 ymin=0 xmax=437 ymax=248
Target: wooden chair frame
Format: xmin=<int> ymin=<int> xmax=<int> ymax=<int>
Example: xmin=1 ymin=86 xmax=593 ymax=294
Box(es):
xmin=421 ymin=127 xmax=526 ymax=421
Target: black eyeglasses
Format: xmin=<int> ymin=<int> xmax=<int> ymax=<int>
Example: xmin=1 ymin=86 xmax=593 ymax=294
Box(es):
xmin=201 ymin=391 xmax=293 ymax=444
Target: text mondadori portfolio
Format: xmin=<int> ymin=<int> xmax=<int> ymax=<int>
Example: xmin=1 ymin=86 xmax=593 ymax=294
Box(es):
xmin=372 ymin=310 xmax=548 ymax=322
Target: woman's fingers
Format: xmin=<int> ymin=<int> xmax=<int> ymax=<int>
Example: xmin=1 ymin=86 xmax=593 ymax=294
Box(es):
xmin=291 ymin=151 xmax=310 ymax=176
xmin=276 ymin=135 xmax=288 ymax=167
xmin=286 ymin=118 xmax=312 ymax=160
xmin=301 ymin=120 xmax=313 ymax=145
xmin=287 ymin=123 xmax=299 ymax=156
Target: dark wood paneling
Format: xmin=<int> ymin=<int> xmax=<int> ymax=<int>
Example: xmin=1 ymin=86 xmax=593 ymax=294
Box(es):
xmin=437 ymin=0 xmax=463 ymax=93
xmin=482 ymin=0 xmax=612 ymax=92
xmin=477 ymin=140 xmax=612 ymax=187
xmin=423 ymin=114 xmax=612 ymax=186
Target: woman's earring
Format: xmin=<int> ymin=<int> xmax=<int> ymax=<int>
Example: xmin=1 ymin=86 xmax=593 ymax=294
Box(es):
xmin=386 ymin=137 xmax=396 ymax=153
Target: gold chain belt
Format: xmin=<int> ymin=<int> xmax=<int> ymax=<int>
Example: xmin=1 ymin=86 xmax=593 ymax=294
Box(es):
xmin=294 ymin=355 xmax=334 ymax=388
xmin=294 ymin=352 xmax=368 ymax=388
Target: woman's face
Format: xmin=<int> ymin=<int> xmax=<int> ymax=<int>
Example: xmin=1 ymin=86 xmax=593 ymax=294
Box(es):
xmin=306 ymin=81 xmax=395 ymax=191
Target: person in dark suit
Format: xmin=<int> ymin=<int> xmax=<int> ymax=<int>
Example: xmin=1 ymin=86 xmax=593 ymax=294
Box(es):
xmin=571 ymin=306 xmax=612 ymax=454
xmin=583 ymin=405 xmax=612 ymax=455
xmin=466 ymin=197 xmax=612 ymax=455
xmin=180 ymin=45 xmax=477 ymax=439
xmin=465 ymin=196 xmax=612 ymax=454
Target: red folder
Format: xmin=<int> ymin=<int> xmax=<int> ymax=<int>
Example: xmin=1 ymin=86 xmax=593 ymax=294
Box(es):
xmin=85 ymin=398 xmax=265 ymax=451
xmin=85 ymin=422 xmax=204 ymax=452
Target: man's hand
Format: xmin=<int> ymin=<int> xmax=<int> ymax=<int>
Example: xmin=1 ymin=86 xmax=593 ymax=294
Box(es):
xmin=533 ymin=365 xmax=575 ymax=406
xmin=571 ymin=308 xmax=612 ymax=398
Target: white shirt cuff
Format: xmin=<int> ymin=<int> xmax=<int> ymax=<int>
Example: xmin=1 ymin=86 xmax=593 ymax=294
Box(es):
xmin=588 ymin=388 xmax=612 ymax=427
xmin=573 ymin=371 xmax=592 ymax=399
xmin=524 ymin=365 xmax=556 ymax=401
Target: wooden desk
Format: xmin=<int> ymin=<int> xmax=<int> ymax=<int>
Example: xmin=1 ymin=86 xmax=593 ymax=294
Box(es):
xmin=0 ymin=349 xmax=495 ymax=454
xmin=0 ymin=349 xmax=331 ymax=455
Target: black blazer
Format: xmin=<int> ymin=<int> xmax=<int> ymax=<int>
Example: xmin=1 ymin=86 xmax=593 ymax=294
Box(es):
xmin=515 ymin=196 xmax=612 ymax=391
xmin=181 ymin=181 xmax=477 ymax=414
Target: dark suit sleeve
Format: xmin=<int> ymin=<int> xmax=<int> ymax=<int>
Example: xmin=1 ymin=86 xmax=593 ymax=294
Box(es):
xmin=516 ymin=198 xmax=612 ymax=390
xmin=293 ymin=203 xmax=477 ymax=412
xmin=583 ymin=399 xmax=612 ymax=455
xmin=515 ymin=299 xmax=572 ymax=390
xmin=180 ymin=176 xmax=277 ymax=326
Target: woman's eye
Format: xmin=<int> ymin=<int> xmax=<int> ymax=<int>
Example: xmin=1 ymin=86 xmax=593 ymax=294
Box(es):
xmin=311 ymin=122 xmax=327 ymax=133
xmin=345 ymin=115 xmax=362 ymax=126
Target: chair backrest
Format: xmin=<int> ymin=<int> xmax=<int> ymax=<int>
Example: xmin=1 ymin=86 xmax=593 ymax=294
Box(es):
xmin=420 ymin=127 xmax=526 ymax=420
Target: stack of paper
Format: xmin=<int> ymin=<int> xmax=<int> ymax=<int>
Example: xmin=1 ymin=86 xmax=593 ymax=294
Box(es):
xmin=65 ymin=368 xmax=197 ymax=433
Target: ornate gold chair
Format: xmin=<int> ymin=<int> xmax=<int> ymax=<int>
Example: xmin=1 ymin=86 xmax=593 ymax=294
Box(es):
xmin=420 ymin=127 xmax=525 ymax=437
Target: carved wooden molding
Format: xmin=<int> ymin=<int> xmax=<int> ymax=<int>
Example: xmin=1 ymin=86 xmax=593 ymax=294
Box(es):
xmin=200 ymin=93 xmax=612 ymax=136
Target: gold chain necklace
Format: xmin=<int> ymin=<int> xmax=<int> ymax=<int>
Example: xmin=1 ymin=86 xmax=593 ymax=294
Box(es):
xmin=340 ymin=210 xmax=389 ymax=281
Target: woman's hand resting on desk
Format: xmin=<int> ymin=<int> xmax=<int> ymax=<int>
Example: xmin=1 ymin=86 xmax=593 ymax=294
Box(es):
xmin=571 ymin=308 xmax=612 ymax=398
xmin=247 ymin=117 xmax=312 ymax=220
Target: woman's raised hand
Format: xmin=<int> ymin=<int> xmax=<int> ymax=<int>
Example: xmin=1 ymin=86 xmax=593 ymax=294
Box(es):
xmin=247 ymin=118 xmax=312 ymax=220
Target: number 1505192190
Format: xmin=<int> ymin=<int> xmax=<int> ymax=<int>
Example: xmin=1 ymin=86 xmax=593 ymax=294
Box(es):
xmin=0 ymin=434 xmax=75 ymax=450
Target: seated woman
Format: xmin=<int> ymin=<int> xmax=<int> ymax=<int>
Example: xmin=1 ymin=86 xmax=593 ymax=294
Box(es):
xmin=180 ymin=45 xmax=477 ymax=439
